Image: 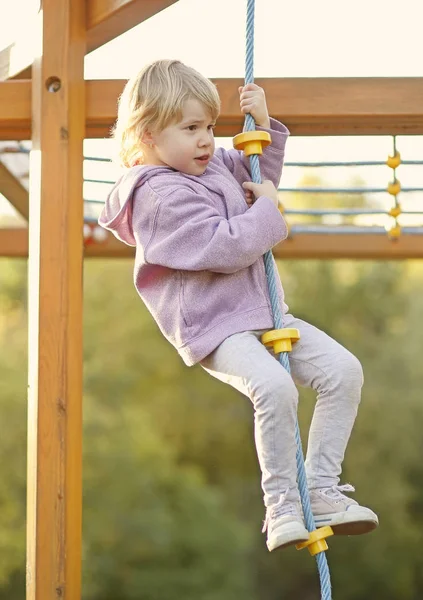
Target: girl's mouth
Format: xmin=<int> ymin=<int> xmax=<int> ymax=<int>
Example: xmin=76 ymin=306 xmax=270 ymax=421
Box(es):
xmin=195 ymin=155 xmax=210 ymax=164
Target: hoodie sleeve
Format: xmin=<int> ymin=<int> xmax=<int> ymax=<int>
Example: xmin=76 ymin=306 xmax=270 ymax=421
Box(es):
xmin=214 ymin=118 xmax=289 ymax=188
xmin=134 ymin=182 xmax=288 ymax=275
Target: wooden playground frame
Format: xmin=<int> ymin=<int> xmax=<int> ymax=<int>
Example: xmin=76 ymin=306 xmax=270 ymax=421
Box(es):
xmin=0 ymin=2 xmax=423 ymax=599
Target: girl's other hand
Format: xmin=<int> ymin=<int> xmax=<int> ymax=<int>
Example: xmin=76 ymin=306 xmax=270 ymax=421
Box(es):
xmin=242 ymin=180 xmax=279 ymax=208
xmin=245 ymin=187 xmax=254 ymax=208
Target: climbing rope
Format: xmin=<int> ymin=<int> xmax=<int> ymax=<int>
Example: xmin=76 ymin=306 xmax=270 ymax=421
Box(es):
xmin=237 ymin=1 xmax=333 ymax=598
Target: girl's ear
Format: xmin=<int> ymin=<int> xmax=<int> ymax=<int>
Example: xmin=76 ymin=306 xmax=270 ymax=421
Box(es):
xmin=141 ymin=130 xmax=154 ymax=147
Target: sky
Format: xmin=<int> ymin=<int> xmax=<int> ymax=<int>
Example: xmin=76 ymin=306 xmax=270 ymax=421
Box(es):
xmin=83 ymin=0 xmax=423 ymax=79
xmin=0 ymin=0 xmax=422 ymax=227
xmin=1 ymin=0 xmax=421 ymax=78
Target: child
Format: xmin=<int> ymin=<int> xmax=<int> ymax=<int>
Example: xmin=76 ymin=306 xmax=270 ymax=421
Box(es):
xmin=99 ymin=59 xmax=378 ymax=552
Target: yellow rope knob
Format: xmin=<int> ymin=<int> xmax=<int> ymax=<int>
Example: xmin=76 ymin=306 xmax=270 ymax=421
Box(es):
xmin=389 ymin=205 xmax=401 ymax=218
xmin=278 ymin=200 xmax=285 ymax=214
xmin=386 ymin=152 xmax=401 ymax=169
xmin=296 ymin=526 xmax=334 ymax=556
xmin=387 ymin=180 xmax=401 ymax=196
xmin=233 ymin=131 xmax=272 ymax=156
xmin=388 ymin=224 xmax=401 ymax=239
xmin=261 ymin=328 xmax=300 ymax=354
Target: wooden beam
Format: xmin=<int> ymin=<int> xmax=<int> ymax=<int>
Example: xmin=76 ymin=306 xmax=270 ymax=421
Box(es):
xmin=0 ymin=227 xmax=28 ymax=257
xmin=0 ymin=161 xmax=29 ymax=219
xmin=0 ymin=228 xmax=132 ymax=258
xmin=275 ymin=234 xmax=423 ymax=260
xmin=85 ymin=231 xmax=423 ymax=260
xmin=4 ymin=228 xmax=423 ymax=259
xmin=2 ymin=77 xmax=423 ymax=140
xmin=86 ymin=0 xmax=179 ymax=53
xmin=214 ymin=77 xmax=423 ymax=136
xmin=0 ymin=42 xmax=34 ymax=80
xmin=0 ymin=80 xmax=31 ymax=139
xmin=0 ymin=1 xmax=179 ymax=80
xmin=26 ymin=0 xmax=85 ymax=599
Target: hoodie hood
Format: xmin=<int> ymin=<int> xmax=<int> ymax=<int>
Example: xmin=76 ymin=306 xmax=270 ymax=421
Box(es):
xmin=98 ymin=165 xmax=173 ymax=246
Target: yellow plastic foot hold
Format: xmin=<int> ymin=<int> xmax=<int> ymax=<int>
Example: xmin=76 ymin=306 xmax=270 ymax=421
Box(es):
xmin=233 ymin=130 xmax=272 ymax=156
xmin=386 ymin=152 xmax=401 ymax=169
xmin=296 ymin=526 xmax=334 ymax=556
xmin=261 ymin=328 xmax=300 ymax=354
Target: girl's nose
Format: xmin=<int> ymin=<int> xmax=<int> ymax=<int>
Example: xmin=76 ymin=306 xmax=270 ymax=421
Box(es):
xmin=198 ymin=137 xmax=209 ymax=147
xmin=199 ymin=131 xmax=212 ymax=147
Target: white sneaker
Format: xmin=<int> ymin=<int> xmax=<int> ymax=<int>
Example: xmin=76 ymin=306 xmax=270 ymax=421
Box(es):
xmin=262 ymin=493 xmax=309 ymax=552
xmin=309 ymin=484 xmax=379 ymax=536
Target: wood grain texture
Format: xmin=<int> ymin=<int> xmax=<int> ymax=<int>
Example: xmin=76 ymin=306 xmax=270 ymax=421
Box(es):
xmin=5 ymin=228 xmax=423 ymax=259
xmin=86 ymin=0 xmax=179 ymax=52
xmin=2 ymin=77 xmax=423 ymax=139
xmin=0 ymin=161 xmax=29 ymax=219
xmin=26 ymin=0 xmax=85 ymax=598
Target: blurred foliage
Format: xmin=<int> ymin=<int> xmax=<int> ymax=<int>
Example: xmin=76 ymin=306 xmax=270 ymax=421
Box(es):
xmin=1 ymin=240 xmax=423 ymax=599
xmin=281 ymin=171 xmax=380 ymax=228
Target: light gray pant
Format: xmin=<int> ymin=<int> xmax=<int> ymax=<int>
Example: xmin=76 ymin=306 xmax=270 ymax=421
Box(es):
xmin=200 ymin=314 xmax=363 ymax=508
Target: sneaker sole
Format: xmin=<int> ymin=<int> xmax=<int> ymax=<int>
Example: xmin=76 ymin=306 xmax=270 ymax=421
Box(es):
xmin=267 ymin=522 xmax=309 ymax=552
xmin=314 ymin=508 xmax=379 ymax=536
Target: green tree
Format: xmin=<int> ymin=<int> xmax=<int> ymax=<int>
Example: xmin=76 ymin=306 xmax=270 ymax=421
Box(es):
xmin=0 ymin=259 xmax=27 ymax=600
xmin=83 ymin=259 xmax=257 ymax=599
xmin=1 ymin=230 xmax=423 ymax=599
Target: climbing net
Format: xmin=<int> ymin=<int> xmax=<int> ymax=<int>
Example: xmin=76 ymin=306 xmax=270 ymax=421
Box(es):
xmin=279 ymin=136 xmax=423 ymax=239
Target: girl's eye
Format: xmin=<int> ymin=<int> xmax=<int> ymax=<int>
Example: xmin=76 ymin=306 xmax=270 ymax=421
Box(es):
xmin=187 ymin=125 xmax=197 ymax=131
xmin=208 ymin=124 xmax=215 ymax=131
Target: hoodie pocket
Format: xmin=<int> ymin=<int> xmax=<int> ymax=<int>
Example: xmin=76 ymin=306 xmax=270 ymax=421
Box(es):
xmin=179 ymin=271 xmax=192 ymax=327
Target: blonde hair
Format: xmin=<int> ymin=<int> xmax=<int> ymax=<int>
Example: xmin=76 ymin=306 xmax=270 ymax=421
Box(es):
xmin=113 ymin=59 xmax=221 ymax=168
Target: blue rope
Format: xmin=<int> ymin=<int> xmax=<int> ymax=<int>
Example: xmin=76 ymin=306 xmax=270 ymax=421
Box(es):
xmin=243 ymin=1 xmax=332 ymax=598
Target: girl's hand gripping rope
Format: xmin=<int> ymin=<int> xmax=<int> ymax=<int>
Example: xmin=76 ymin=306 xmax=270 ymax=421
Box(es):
xmin=238 ymin=83 xmax=270 ymax=129
xmin=242 ymin=180 xmax=279 ymax=209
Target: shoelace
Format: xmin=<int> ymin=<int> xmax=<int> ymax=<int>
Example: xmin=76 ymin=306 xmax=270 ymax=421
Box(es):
xmin=263 ymin=484 xmax=356 ymax=533
xmin=262 ymin=491 xmax=299 ymax=533
xmin=322 ymin=483 xmax=355 ymax=501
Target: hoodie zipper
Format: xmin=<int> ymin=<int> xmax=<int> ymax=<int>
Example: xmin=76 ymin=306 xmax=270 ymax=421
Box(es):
xmin=179 ymin=271 xmax=192 ymax=327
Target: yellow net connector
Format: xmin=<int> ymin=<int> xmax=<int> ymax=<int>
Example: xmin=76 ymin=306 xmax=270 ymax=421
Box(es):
xmin=387 ymin=180 xmax=401 ymax=196
xmin=386 ymin=152 xmax=401 ymax=169
xmin=296 ymin=526 xmax=334 ymax=556
xmin=261 ymin=328 xmax=300 ymax=354
xmin=278 ymin=200 xmax=285 ymax=214
xmin=233 ymin=131 xmax=272 ymax=156
xmin=389 ymin=205 xmax=402 ymax=218
xmin=388 ymin=224 xmax=401 ymax=239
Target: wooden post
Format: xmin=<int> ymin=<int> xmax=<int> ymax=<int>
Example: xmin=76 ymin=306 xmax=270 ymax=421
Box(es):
xmin=27 ymin=1 xmax=85 ymax=599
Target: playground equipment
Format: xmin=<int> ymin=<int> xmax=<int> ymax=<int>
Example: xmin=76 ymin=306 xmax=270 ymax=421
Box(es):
xmin=234 ymin=1 xmax=334 ymax=595
xmin=0 ymin=1 xmax=422 ymax=599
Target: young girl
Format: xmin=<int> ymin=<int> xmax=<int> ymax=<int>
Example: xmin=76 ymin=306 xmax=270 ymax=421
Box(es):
xmin=99 ymin=59 xmax=378 ymax=552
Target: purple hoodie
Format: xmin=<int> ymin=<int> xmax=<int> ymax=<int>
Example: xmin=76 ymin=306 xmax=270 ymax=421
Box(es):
xmin=99 ymin=118 xmax=289 ymax=366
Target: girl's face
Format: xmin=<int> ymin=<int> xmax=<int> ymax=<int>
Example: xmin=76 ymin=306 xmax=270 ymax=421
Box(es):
xmin=147 ymin=98 xmax=216 ymax=176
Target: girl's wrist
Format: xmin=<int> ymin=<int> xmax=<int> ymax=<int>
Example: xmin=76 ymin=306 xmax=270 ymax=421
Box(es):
xmin=257 ymin=117 xmax=270 ymax=129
